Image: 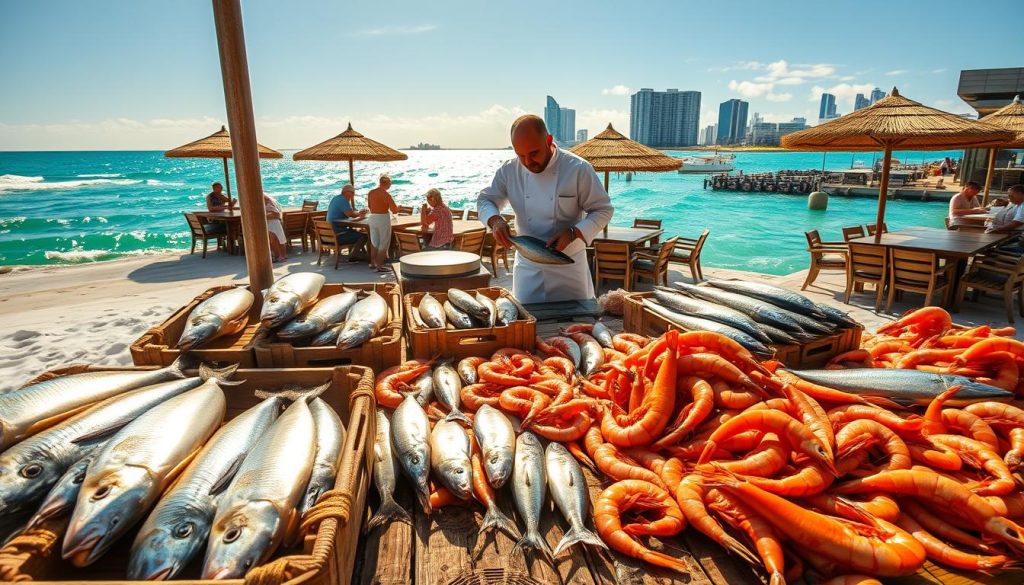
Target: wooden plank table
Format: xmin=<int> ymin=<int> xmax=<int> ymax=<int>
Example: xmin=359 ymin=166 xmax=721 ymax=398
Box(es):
xmin=594 ymin=226 xmax=664 ymax=249
xmin=194 ymin=207 xmax=305 ymax=255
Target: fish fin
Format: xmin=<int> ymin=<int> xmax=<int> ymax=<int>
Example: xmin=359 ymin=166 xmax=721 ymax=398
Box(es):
xmin=552 ymin=525 xmax=606 ymax=557
xmin=198 ymin=363 xmax=240 ymax=383
xmin=479 ymin=503 xmax=521 ymax=540
xmin=512 ymin=529 xmax=553 ymax=561
xmin=444 ymin=409 xmax=472 ymax=426
xmin=168 ymin=354 xmax=198 ymax=377
xmin=208 ymin=454 xmax=246 ymax=496
xmin=862 ymin=395 xmax=906 ymax=409
xmin=366 ymin=495 xmax=411 ymax=532
xmin=69 ymin=417 xmax=132 ymax=444
xmin=254 ymin=381 xmax=331 ymax=402
xmin=416 ymin=487 xmax=433 ymax=515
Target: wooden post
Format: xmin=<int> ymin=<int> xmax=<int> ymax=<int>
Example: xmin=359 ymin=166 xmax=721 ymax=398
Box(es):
xmin=603 ymin=170 xmax=610 ymax=237
xmin=212 ymin=0 xmax=273 ymax=300
xmin=221 ymin=156 xmax=233 ymax=202
xmin=982 ymin=147 xmax=998 ymax=206
xmin=349 ymin=158 xmax=355 ymax=186
xmin=874 ymin=141 xmax=893 ymax=243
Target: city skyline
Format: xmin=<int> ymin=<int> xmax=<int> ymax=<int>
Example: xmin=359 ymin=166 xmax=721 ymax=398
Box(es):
xmin=1 ymin=0 xmax=1019 ymax=150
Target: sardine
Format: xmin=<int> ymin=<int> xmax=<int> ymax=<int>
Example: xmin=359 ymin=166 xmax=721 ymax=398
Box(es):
xmin=495 ymin=297 xmax=519 ymax=326
xmin=475 ymin=293 xmax=498 ymax=327
xmin=653 ymin=287 xmax=773 ymax=344
xmin=674 ymin=282 xmax=808 ymax=334
xmin=545 ymin=336 xmax=582 ymax=369
xmin=309 ymin=323 xmax=345 ymax=346
xmin=568 ymin=332 xmax=605 ymax=377
xmin=366 ymin=409 xmax=410 ymax=531
xmin=429 ymin=420 xmax=472 ymax=500
xmin=297 ymin=398 xmax=346 ymax=519
xmin=391 ymin=395 xmax=432 ymax=513
xmin=202 ymin=397 xmax=316 ymax=580
xmin=758 ymin=323 xmax=804 ymax=345
xmin=472 ymin=405 xmax=515 ymax=488
xmin=509 ymin=235 xmax=573 ymax=265
xmin=63 ymin=381 xmax=226 ymax=567
xmin=782 ymin=368 xmax=1015 ymax=406
xmin=643 ymin=300 xmax=772 ymax=358
xmin=1 ymin=356 xmax=190 ymax=449
xmin=433 ymin=361 xmax=470 ymax=424
xmin=127 ymin=396 xmax=282 ymax=580
xmin=178 ymin=288 xmax=254 ymax=351
xmin=706 ymin=279 xmax=825 ymax=319
xmin=24 ymin=451 xmax=97 ymax=530
xmin=411 ymin=371 xmax=434 ymax=407
xmin=276 ymin=291 xmax=358 ymax=340
xmin=815 ymin=302 xmax=860 ymax=328
xmin=448 ymin=289 xmax=490 ymax=322
xmin=591 ymin=321 xmax=614 ymax=349
xmin=260 ymin=273 xmax=325 ymax=328
xmin=457 ymin=357 xmax=480 ymax=385
xmin=545 ymin=443 xmax=606 ymax=556
xmin=337 ymin=291 xmax=389 ymax=349
xmin=417 ymin=293 xmax=447 ymax=329
xmin=511 ymin=431 xmax=552 ymax=559
xmin=444 ymin=300 xmax=475 ymax=329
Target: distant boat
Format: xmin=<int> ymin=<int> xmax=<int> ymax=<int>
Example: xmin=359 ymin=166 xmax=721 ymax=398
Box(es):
xmin=677 ymin=153 xmax=736 ymax=174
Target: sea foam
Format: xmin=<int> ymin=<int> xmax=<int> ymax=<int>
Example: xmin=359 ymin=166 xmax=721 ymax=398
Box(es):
xmin=0 ymin=174 xmax=141 ymax=193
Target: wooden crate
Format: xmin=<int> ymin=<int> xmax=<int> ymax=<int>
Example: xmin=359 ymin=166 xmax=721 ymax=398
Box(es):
xmin=403 ymin=287 xmax=535 ymax=360
xmin=130 ymin=285 xmax=257 ymax=368
xmin=1 ymin=365 xmax=375 ymax=585
xmin=252 ymin=283 xmax=403 ymax=371
xmin=622 ymin=292 xmax=862 ymax=368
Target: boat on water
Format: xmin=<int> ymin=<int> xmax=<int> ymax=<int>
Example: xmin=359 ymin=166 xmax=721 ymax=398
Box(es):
xmin=677 ymin=153 xmax=736 ymax=174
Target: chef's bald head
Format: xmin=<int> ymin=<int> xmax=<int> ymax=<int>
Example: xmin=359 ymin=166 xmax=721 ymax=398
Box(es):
xmin=511 ymin=115 xmax=554 ymax=174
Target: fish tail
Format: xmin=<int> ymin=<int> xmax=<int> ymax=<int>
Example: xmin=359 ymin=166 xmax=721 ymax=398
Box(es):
xmin=512 ymin=528 xmax=553 ymax=561
xmin=365 ymin=495 xmax=411 ymax=532
xmin=199 ymin=362 xmax=241 ymax=383
xmin=552 ymin=524 xmax=606 ymax=557
xmin=168 ymin=354 xmax=197 ymax=377
xmin=480 ymin=503 xmax=520 ymax=540
xmin=253 ymin=381 xmax=331 ymax=402
xmin=444 ymin=409 xmax=472 ymax=425
xmin=415 ymin=486 xmax=433 ymax=515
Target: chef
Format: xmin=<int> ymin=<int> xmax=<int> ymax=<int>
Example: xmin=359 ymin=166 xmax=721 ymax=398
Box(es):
xmin=477 ymin=115 xmax=613 ymax=304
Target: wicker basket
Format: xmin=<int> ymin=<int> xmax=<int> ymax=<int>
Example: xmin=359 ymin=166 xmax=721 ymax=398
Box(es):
xmin=0 ymin=365 xmax=375 ymax=585
xmin=403 ymin=287 xmax=535 ymax=360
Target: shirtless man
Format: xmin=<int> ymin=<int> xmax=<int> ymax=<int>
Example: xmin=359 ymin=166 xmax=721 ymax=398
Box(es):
xmin=366 ymin=175 xmax=399 ymax=272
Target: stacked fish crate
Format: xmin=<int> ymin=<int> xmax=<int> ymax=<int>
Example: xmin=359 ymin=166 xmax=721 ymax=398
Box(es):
xmin=403 ymin=287 xmax=536 ymax=359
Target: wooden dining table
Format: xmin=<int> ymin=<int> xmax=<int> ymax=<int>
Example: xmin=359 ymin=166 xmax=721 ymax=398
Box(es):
xmin=334 ymin=215 xmax=486 ymax=238
xmin=195 ymin=207 xmax=305 ymax=255
xmin=593 ymin=226 xmax=665 ymax=249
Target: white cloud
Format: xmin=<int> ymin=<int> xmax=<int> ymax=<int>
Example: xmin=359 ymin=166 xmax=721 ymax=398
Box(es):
xmin=765 ymin=93 xmax=793 ymax=102
xmin=728 ymin=79 xmax=795 ymax=103
xmin=356 ymin=24 xmax=436 ymax=36
xmin=931 ymin=68 xmax=947 ymax=74
xmin=885 ymin=69 xmax=908 ymax=76
xmin=576 ymin=108 xmax=630 ymax=137
xmin=601 ymin=85 xmax=631 ymax=96
xmin=708 ymin=60 xmax=765 ymax=72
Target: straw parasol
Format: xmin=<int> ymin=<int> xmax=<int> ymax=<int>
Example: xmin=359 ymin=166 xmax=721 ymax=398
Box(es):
xmin=977 ymin=95 xmax=1024 ymax=205
xmin=164 ymin=125 xmax=282 ymax=200
xmin=571 ymin=123 xmax=682 ymax=192
xmin=781 ymin=88 xmax=1013 ymax=240
xmin=292 ymin=123 xmax=408 ymax=185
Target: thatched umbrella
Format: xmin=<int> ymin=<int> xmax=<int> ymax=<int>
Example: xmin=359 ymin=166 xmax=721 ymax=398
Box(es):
xmin=292 ymin=123 xmax=408 ymax=185
xmin=571 ymin=123 xmax=682 ymax=192
xmin=164 ymin=125 xmax=282 ymax=201
xmin=781 ymin=88 xmax=1013 ymax=241
xmin=978 ymin=95 xmax=1024 ymax=205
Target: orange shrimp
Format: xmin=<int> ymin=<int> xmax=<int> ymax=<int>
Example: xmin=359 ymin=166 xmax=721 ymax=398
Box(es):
xmin=374 ymin=363 xmax=432 ymax=408
xmin=921 ymin=386 xmax=962 ymax=435
xmin=900 ymin=499 xmax=996 ymax=554
xmin=703 ymin=434 xmax=789 ymax=478
xmin=479 ymin=358 xmax=528 ymax=387
xmin=802 ymin=493 xmax=900 ymax=523
xmin=705 ymin=488 xmax=786 ymax=585
xmin=585 ymin=427 xmax=667 ymax=490
xmin=928 ymin=434 xmax=1017 ymax=496
xmin=818 ymin=577 xmax=883 ymax=585
xmin=828 ymin=348 xmax=874 ymax=368
xmin=527 ymin=411 xmax=592 ymax=443
xmin=832 ymin=469 xmax=1024 ymax=554
xmin=876 ymin=306 xmax=952 ymax=338
xmin=565 ymin=440 xmax=596 ymax=472
xmin=835 ymin=419 xmax=912 ymax=474
xmin=895 ymin=348 xmax=963 ymax=369
xmin=650 ymin=376 xmax=714 ymax=451
xmin=777 ymin=379 xmax=835 ymax=460
xmin=744 ymin=462 xmax=834 ymax=497
xmin=955 ymin=336 xmax=1024 ymax=365
xmin=963 ymin=401 xmax=1024 ymax=428
xmin=538 ymin=356 xmax=574 ymax=381
xmin=612 ymin=333 xmax=648 ymax=354
xmin=1005 ymin=427 xmax=1024 ymax=470
xmin=711 ymin=379 xmax=761 ymax=410
xmin=603 ymin=347 xmax=628 ymax=363
xmin=497 ymin=386 xmax=550 ymax=426
xmin=601 ymin=330 xmax=678 ymax=447
xmin=906 ymin=439 xmax=963 ymax=470
xmin=867 ymin=340 xmax=913 ymax=358
xmin=827 ymin=404 xmax=924 ymax=435
xmin=460 ymin=382 xmax=502 ymax=411
xmin=939 ymin=408 xmax=998 ymax=450
xmin=490 ymin=348 xmax=529 ymax=361
xmin=675 ymin=330 xmax=766 ymax=374
xmin=894 ymin=513 xmax=1011 ymax=570
xmin=594 ymin=479 xmax=688 ymax=574
xmin=698 ymin=409 xmax=836 ymax=475
xmin=991 ymin=326 xmax=1017 ymax=336
xmin=968 ymin=351 xmax=1020 ymax=392
xmin=676 ymin=353 xmax=762 ymax=392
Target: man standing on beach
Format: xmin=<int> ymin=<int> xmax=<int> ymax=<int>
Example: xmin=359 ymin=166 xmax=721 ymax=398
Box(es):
xmin=477 ymin=115 xmax=613 ymax=304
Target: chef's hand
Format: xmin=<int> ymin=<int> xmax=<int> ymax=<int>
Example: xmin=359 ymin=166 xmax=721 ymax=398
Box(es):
xmin=489 ymin=216 xmax=513 ymax=249
xmin=547 ymin=226 xmax=580 ymax=252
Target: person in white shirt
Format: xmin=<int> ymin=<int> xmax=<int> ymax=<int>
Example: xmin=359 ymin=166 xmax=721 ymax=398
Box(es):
xmin=987 ymin=185 xmax=1024 ymax=233
xmin=477 ymin=115 xmax=613 ymax=304
xmin=947 ymin=181 xmax=985 ymax=228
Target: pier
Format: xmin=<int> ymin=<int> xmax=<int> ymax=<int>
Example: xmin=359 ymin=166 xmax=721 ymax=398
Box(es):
xmin=703 ymin=167 xmax=970 ymax=201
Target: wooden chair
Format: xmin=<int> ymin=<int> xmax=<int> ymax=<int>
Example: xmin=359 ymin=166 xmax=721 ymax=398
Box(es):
xmin=312 ymin=220 xmax=343 ymax=269
xmin=394 ymin=231 xmax=423 ymax=256
xmin=802 ymin=230 xmax=847 ymax=290
xmin=450 ymin=208 xmax=466 ymax=220
xmin=631 ymin=237 xmax=678 ymax=288
xmin=184 ymin=213 xmax=224 ymax=258
xmin=282 ymin=211 xmax=311 ymax=252
xmin=466 ymin=209 xmax=479 ymax=221
xmin=954 ymin=251 xmax=1024 ymax=323
xmin=593 ymin=241 xmax=631 ymax=289
xmin=886 ymin=249 xmax=954 ymax=311
xmin=396 ymin=205 xmax=414 ymax=216
xmin=669 ymin=229 xmax=710 ymax=281
xmin=301 ymin=200 xmax=319 ymax=211
xmin=845 ymin=243 xmax=888 ymax=311
xmin=842 ymin=225 xmax=866 ymax=241
xmin=866 ymin=223 xmax=889 ymax=236
xmin=482 ymin=233 xmax=511 ymax=276
xmin=633 ymin=218 xmax=663 ymax=230
xmin=453 ymin=228 xmax=487 ymax=256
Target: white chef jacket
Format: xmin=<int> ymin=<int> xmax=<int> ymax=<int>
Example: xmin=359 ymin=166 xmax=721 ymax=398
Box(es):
xmin=477 ymin=147 xmax=614 ymax=304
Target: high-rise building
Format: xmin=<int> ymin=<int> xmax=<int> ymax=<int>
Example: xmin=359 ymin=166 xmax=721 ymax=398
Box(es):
xmin=544 ymin=96 xmax=561 ymax=141
xmin=717 ymin=99 xmax=749 ymax=145
xmin=629 ymin=88 xmax=702 ymax=147
xmin=854 ymin=94 xmax=870 ymax=111
xmin=701 ymin=125 xmax=716 ymax=146
xmin=870 ymin=87 xmax=886 ymax=104
xmin=777 ymin=117 xmax=810 ymax=138
xmin=749 ymin=122 xmax=779 ymax=145
xmin=819 ymin=93 xmax=837 ymax=120
xmin=559 ymin=108 xmax=576 ymax=145
xmin=576 ymin=129 xmax=588 ymax=143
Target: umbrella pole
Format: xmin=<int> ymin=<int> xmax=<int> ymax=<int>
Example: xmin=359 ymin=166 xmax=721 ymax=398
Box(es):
xmin=603 ymin=171 xmax=609 ymax=237
xmin=874 ymin=142 xmax=893 ymax=243
xmin=222 ymin=156 xmax=233 ymax=204
xmin=349 ymin=159 xmax=355 ymax=186
xmin=982 ymin=147 xmax=998 ymax=206
xmin=212 ymin=0 xmax=273 ymax=300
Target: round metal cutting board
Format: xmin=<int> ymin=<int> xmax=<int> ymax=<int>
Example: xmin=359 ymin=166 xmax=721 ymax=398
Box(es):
xmin=400 ymin=251 xmax=481 ymax=278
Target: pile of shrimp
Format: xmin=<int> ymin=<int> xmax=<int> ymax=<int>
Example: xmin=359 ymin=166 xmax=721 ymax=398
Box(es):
xmin=829 ymin=306 xmax=1024 ymax=397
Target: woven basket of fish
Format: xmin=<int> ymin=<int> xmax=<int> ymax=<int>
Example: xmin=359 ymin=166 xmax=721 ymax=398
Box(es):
xmin=0 ymin=364 xmax=375 ymax=585
xmin=622 ymin=281 xmax=862 ymax=368
xmin=403 ymin=287 xmax=536 ymax=360
xmin=131 ymin=284 xmax=259 ymax=368
xmin=251 ymin=281 xmax=403 ymax=371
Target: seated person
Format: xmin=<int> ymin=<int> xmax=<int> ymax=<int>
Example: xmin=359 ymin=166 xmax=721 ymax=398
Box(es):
xmin=326 ymin=184 xmax=368 ymax=261
xmin=947 ymin=181 xmax=985 ymax=228
xmin=206 ymin=182 xmax=232 ymax=211
xmin=420 ymin=188 xmax=454 ymax=250
xmin=987 ymin=185 xmax=1024 ymax=234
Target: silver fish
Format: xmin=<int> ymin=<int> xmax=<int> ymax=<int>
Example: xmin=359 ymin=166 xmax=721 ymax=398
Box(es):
xmin=591 ymin=321 xmax=614 ymax=349
xmin=410 ymin=371 xmax=434 ymax=407
xmin=178 ymin=288 xmax=254 ymax=351
xmin=758 ymin=323 xmax=804 ymax=345
xmin=1 ymin=356 xmax=189 ymax=449
xmin=674 ymin=282 xmax=807 ymax=334
xmin=444 ymin=300 xmax=475 ymax=329
xmin=24 ymin=451 xmax=97 ymax=531
xmin=511 ymin=431 xmax=552 ymax=559
xmin=475 ymin=293 xmax=498 ymax=327
xmin=472 ymin=405 xmax=514 ymax=489
xmin=448 ymin=289 xmax=489 ymax=322
xmin=366 ymin=409 xmax=410 ymax=531
xmin=297 ymin=398 xmax=346 ymax=519
xmin=815 ymin=302 xmax=860 ymax=328
xmin=707 ymin=279 xmax=825 ymax=319
xmin=309 ymin=323 xmax=345 ymax=346
xmin=653 ymin=287 xmax=773 ymax=344
xmin=433 ymin=362 xmax=470 ymax=424
xmin=781 ymin=368 xmax=1014 ymax=406
xmin=260 ymin=273 xmax=325 ymax=328
xmin=429 ymin=420 xmax=472 ymax=500
xmin=276 ymin=291 xmax=358 ymax=340
xmin=495 ymin=297 xmax=519 ymax=326
xmin=545 ymin=443 xmax=606 ymax=556
xmin=545 ymin=336 xmax=581 ymax=369
xmin=127 ymin=396 xmax=282 ymax=581
xmin=417 ymin=293 xmax=447 ymax=329
xmin=568 ymin=332 xmax=605 ymax=377
xmin=337 ymin=291 xmax=389 ymax=349
xmin=202 ymin=397 xmax=316 ymax=580
xmin=63 ymin=381 xmax=226 ymax=567
xmin=391 ymin=395 xmax=432 ymax=514
xmin=509 ymin=235 xmax=573 ymax=265
xmin=643 ymin=300 xmax=772 ymax=358
xmin=457 ymin=357 xmax=480 ymax=385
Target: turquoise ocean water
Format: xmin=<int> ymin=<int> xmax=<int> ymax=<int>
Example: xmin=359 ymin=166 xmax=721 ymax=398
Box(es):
xmin=0 ymin=149 xmax=960 ymax=275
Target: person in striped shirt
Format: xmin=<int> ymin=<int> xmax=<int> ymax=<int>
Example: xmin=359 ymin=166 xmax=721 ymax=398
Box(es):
xmin=420 ymin=188 xmax=455 ymax=249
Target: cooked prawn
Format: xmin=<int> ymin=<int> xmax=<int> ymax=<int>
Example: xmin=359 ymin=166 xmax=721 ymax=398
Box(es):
xmin=705 ymin=488 xmax=786 ymax=585
xmin=712 ymin=379 xmax=761 ymax=410
xmin=666 ymin=465 xmax=759 ymax=567
xmin=650 ymin=376 xmax=714 ymax=451
xmin=827 ymin=404 xmax=924 ymax=435
xmin=594 ymin=479 xmax=688 ymax=574
xmin=601 ymin=330 xmax=678 ymax=447
xmin=375 ymin=362 xmax=432 ymax=408
xmin=697 ymin=409 xmax=836 ymax=476
xmin=940 ymin=408 xmax=998 ymax=450
xmin=928 ymin=434 xmax=1017 ymax=496
xmin=900 ymin=499 xmax=995 ymax=553
xmin=894 ymin=512 xmax=1011 ymax=570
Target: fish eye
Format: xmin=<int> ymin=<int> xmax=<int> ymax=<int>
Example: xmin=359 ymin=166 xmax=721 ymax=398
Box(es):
xmin=109 ymin=515 xmax=120 ymax=528
xmin=73 ymin=472 xmax=86 ymax=484
xmin=224 ymin=527 xmax=242 ymax=543
xmin=455 ymin=468 xmax=464 ymax=475
xmin=174 ymin=522 xmax=194 ymax=539
xmin=92 ymin=485 xmax=112 ymax=501
xmin=243 ymin=558 xmax=254 ymax=569
xmin=410 ymin=456 xmax=419 ymax=465
xmin=20 ymin=464 xmax=43 ymax=479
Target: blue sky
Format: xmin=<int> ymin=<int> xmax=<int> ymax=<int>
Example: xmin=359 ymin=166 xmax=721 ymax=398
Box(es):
xmin=0 ymin=0 xmax=1019 ymax=150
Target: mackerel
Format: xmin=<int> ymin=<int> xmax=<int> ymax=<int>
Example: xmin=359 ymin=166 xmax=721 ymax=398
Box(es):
xmin=591 ymin=321 xmax=615 ymax=349
xmin=433 ymin=362 xmax=470 ymax=424
xmin=24 ymin=450 xmax=98 ymax=530
xmin=366 ymin=408 xmax=410 ymax=531
xmin=511 ymin=432 xmax=552 ymax=559
xmin=674 ymin=282 xmax=807 ymax=334
xmin=782 ymin=368 xmax=1014 ymax=406
xmin=815 ymin=303 xmax=860 ymax=328
xmin=545 ymin=443 xmax=606 ymax=556
xmin=444 ymin=300 xmax=475 ymax=329
xmin=417 ymin=293 xmax=447 ymax=328
xmin=706 ymin=279 xmax=825 ymax=318
xmin=509 ymin=235 xmax=573 ymax=265
xmin=472 ymin=405 xmax=515 ymax=488
xmin=309 ymin=323 xmax=345 ymax=346
xmin=429 ymin=420 xmax=473 ymax=500
xmin=260 ymin=273 xmax=325 ymax=328
xmin=568 ymin=332 xmax=605 ymax=377
xmin=495 ymin=297 xmax=519 ymax=326
xmin=297 ymin=398 xmax=346 ymax=518
xmin=391 ymin=395 xmax=432 ymax=513
xmin=643 ymin=300 xmax=772 ymax=358
xmin=654 ymin=287 xmax=772 ymax=344
xmin=178 ymin=287 xmax=254 ymax=351
xmin=475 ymin=292 xmax=498 ymax=327
xmin=448 ymin=289 xmax=490 ymax=322
xmin=337 ymin=291 xmax=389 ymax=349
xmin=276 ymin=291 xmax=358 ymax=340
